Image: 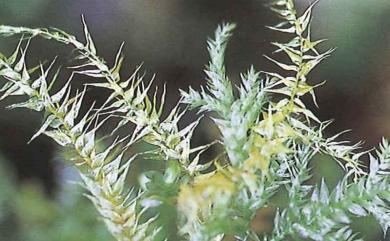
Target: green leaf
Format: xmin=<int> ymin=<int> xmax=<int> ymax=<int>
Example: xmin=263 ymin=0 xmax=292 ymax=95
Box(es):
xmin=29 ymin=115 xmax=57 ymax=143
xmin=81 ymin=15 xmax=97 ymax=55
xmin=44 ymin=130 xmax=72 ymax=146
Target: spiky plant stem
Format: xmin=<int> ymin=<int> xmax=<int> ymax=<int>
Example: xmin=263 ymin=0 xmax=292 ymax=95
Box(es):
xmin=0 ymin=43 xmax=158 ymax=240
xmin=0 ymin=23 xmax=205 ymax=173
xmin=0 ymin=19 xmax=210 ymax=241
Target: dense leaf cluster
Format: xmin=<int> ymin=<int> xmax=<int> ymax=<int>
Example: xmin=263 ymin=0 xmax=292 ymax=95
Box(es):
xmin=0 ymin=0 xmax=389 ymax=240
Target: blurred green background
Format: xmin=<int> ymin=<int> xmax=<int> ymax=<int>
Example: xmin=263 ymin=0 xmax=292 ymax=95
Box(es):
xmin=0 ymin=0 xmax=389 ymax=240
